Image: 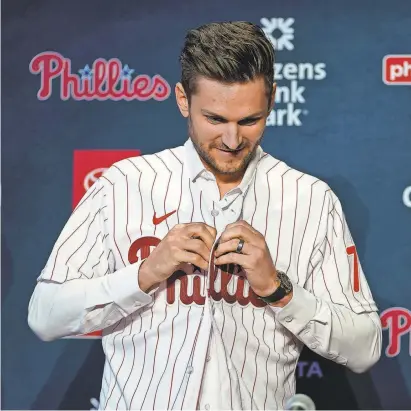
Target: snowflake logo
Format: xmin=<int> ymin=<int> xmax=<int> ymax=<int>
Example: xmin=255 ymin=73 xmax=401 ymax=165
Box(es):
xmin=260 ymin=17 xmax=295 ymax=51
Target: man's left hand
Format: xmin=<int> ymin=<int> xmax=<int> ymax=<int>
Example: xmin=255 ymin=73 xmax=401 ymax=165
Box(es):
xmin=214 ymin=220 xmax=279 ymax=297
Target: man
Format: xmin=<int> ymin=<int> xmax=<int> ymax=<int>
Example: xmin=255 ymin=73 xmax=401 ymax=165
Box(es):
xmin=28 ymin=21 xmax=382 ymax=410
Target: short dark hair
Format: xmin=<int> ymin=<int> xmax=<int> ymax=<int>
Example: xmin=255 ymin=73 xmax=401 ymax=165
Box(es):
xmin=179 ymin=21 xmax=275 ymax=103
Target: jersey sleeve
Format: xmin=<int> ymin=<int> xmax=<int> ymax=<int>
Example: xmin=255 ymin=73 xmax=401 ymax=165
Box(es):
xmin=38 ymin=177 xmax=113 ymax=283
xmin=306 ymin=190 xmax=378 ymax=314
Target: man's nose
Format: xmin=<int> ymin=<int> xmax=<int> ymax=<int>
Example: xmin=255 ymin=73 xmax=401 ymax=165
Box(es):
xmin=221 ymin=124 xmax=242 ymax=150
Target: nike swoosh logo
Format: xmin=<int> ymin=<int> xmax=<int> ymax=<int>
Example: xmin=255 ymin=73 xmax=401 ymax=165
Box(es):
xmin=153 ymin=210 xmax=177 ymax=225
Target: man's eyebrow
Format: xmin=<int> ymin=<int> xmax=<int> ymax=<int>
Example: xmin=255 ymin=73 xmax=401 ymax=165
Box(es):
xmin=201 ymin=109 xmax=264 ymax=120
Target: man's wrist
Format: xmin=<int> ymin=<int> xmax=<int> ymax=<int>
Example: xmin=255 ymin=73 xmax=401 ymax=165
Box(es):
xmin=269 ymin=291 xmax=293 ymax=308
xmin=138 ymin=260 xmax=160 ymax=294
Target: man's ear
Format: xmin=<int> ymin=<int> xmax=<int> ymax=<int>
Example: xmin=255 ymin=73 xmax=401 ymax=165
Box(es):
xmin=175 ymin=82 xmax=189 ymax=118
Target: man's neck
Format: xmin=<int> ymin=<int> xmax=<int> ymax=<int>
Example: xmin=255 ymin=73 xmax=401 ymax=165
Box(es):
xmin=214 ymin=171 xmax=245 ymax=199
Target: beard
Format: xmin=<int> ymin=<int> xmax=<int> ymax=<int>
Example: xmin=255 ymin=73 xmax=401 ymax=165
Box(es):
xmin=188 ymin=116 xmax=263 ymax=176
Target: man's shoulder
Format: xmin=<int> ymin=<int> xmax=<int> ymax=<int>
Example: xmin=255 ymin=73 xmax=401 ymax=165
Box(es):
xmin=100 ymin=144 xmax=186 ymax=184
xmin=259 ymin=153 xmax=333 ymax=199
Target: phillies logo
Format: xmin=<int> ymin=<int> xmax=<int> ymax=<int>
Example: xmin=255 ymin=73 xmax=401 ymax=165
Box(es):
xmin=383 ymin=55 xmax=411 ymax=85
xmin=84 ymin=167 xmax=108 ymax=191
xmin=29 ymin=51 xmax=171 ymax=101
xmin=129 ymin=236 xmax=266 ymax=308
xmin=380 ymin=307 xmax=411 ymax=357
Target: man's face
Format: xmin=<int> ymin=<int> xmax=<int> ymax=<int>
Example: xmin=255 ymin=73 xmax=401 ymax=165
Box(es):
xmin=176 ymin=76 xmax=275 ymax=178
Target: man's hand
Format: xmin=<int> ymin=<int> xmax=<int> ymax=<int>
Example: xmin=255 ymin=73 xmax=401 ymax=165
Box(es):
xmin=214 ymin=220 xmax=279 ymax=297
xmin=139 ymin=223 xmax=217 ymax=292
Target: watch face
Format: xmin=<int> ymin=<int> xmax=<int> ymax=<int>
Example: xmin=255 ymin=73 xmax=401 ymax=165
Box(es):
xmin=278 ymin=272 xmax=293 ymax=293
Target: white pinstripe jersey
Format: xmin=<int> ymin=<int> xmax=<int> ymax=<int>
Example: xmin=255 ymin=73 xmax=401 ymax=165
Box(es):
xmin=36 ymin=138 xmax=378 ymax=410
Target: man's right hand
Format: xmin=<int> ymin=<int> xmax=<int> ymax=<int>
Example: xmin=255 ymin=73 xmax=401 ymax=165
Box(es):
xmin=138 ymin=222 xmax=217 ymax=293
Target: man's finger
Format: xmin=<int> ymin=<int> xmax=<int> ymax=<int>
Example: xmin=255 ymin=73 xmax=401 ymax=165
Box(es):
xmin=215 ymin=238 xmax=252 ymax=257
xmin=214 ymin=251 xmax=248 ymax=268
xmin=175 ymin=249 xmax=209 ymax=271
xmin=184 ymin=223 xmax=217 ymax=250
xmin=218 ymin=224 xmax=255 ymax=244
xmin=184 ymin=239 xmax=211 ymax=263
xmin=225 ymin=220 xmax=260 ymax=235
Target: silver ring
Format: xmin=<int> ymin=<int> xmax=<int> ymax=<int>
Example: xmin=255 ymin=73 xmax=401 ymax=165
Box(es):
xmin=236 ymin=239 xmax=245 ymax=254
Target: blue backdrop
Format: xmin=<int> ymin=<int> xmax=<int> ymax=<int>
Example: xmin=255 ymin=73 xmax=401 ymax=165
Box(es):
xmin=2 ymin=0 xmax=411 ymax=409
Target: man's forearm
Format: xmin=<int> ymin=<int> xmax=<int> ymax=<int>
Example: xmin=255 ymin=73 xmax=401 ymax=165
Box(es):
xmin=272 ymin=284 xmax=382 ymax=373
xmin=28 ymin=260 xmax=155 ymax=341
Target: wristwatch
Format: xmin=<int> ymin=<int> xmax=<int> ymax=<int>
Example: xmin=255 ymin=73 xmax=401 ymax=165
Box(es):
xmin=256 ymin=271 xmax=293 ymax=303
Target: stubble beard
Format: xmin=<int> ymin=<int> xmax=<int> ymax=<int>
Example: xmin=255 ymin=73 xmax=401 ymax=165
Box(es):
xmin=188 ymin=116 xmax=263 ymax=176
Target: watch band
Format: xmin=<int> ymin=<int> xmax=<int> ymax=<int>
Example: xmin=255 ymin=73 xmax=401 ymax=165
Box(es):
xmin=256 ymin=271 xmax=293 ymax=304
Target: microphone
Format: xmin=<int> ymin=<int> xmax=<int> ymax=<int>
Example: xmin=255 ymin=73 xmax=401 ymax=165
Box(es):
xmin=285 ymin=393 xmax=316 ymax=410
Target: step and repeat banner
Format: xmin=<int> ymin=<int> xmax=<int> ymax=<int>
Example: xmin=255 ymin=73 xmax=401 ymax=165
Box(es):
xmin=2 ymin=0 xmax=410 ymax=409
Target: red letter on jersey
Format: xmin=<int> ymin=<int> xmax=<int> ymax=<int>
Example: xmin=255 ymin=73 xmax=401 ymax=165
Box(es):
xmin=346 ymin=245 xmax=360 ymax=292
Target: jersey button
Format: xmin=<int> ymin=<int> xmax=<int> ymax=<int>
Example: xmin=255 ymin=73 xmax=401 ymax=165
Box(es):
xmin=205 ymin=404 xmax=210 ymax=410
xmin=186 ymin=366 xmax=194 ymax=374
xmin=310 ymin=343 xmax=318 ymax=349
xmin=211 ymin=209 xmax=219 ymax=217
xmin=206 ymin=355 xmax=211 ymax=362
xmin=285 ymin=316 xmax=293 ymax=322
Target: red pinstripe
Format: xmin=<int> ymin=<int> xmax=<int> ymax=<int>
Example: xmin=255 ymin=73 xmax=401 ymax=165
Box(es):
xmin=101 ymin=175 xmax=126 ymax=267
xmin=285 ymin=174 xmax=304 ymax=274
xmin=250 ymin=309 xmax=260 ymax=410
xmin=264 ymin=161 xmax=281 ymax=236
xmin=296 ymin=180 xmax=319 ymax=283
xmin=240 ymin=308 xmax=249 ymax=377
xmin=155 ymin=153 xmax=173 ymax=232
xmin=168 ymin=149 xmax=183 ymax=224
xmin=50 ymin=212 xmax=90 ymax=280
xmin=122 ymin=314 xmax=143 ymax=409
xmin=72 ymin=184 xmax=99 ymax=214
xmin=104 ymin=319 xmax=127 ymax=408
xmin=262 ymin=310 xmax=270 ymax=410
xmin=129 ymin=329 xmax=149 ymax=409
xmin=167 ymin=307 xmax=192 ymax=409
xmin=141 ymin=303 xmax=169 ymax=408
xmin=180 ymin=309 xmax=205 ymax=409
xmin=153 ymin=302 xmax=180 ymax=408
xmin=140 ymin=157 xmax=158 ymax=236
xmin=77 ymin=231 xmax=102 ymax=277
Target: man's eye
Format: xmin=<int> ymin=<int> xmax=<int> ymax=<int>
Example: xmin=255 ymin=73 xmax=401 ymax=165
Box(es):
xmin=239 ymin=118 xmax=260 ymax=126
xmin=207 ymin=116 xmax=224 ymax=124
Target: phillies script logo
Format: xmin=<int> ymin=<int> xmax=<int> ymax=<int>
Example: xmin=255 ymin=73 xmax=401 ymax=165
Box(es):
xmin=129 ymin=236 xmax=266 ymax=308
xmin=383 ymin=55 xmax=411 ymax=85
xmin=380 ymin=307 xmax=411 ymax=357
xmin=29 ymin=51 xmax=171 ymax=101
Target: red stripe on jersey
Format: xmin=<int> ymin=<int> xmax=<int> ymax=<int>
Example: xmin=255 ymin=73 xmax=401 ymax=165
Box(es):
xmin=141 ymin=303 xmax=169 ymax=408
xmin=129 ymin=329 xmax=148 ymax=409
xmin=101 ymin=175 xmax=126 ymax=267
xmin=155 ymin=153 xmax=173 ymax=232
xmin=153 ymin=303 xmax=180 ymax=408
xmin=250 ymin=309 xmax=261 ymax=408
xmin=125 ymin=159 xmax=144 ymax=237
xmin=168 ymin=306 xmax=192 ymax=409
xmin=50 ymin=212 xmax=91 ymax=280
xmin=104 ymin=319 xmax=127 ymax=408
xmin=140 ymin=157 xmax=158 ymax=236
xmin=296 ymin=180 xmax=319 ymax=283
xmin=122 ymin=314 xmax=143 ymax=409
xmin=168 ymin=149 xmax=184 ymax=224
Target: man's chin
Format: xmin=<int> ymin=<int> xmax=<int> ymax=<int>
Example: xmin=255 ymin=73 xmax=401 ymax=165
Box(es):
xmin=212 ymin=160 xmax=246 ymax=175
